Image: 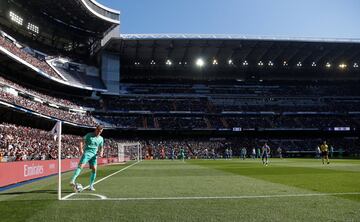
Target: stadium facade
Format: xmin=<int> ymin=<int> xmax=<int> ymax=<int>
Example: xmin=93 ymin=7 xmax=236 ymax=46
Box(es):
xmin=0 ymin=0 xmax=359 ymax=156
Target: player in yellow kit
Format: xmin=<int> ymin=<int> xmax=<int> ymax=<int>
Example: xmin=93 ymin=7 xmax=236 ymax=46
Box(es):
xmin=320 ymin=141 xmax=330 ymax=165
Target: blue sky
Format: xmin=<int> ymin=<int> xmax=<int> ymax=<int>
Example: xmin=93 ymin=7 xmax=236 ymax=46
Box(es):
xmin=97 ymin=0 xmax=360 ymax=38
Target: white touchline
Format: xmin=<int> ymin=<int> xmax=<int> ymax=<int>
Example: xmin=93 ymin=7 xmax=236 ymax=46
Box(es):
xmin=62 ymin=161 xmax=141 ymax=200
xmin=64 ymin=192 xmax=360 ymax=201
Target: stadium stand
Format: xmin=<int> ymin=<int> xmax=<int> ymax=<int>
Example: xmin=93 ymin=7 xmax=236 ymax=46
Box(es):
xmin=0 ymin=33 xmax=62 ymax=80
xmin=0 ymin=0 xmax=359 ymax=164
xmin=0 ymin=123 xmax=120 ymax=162
xmin=48 ymin=58 xmax=106 ymax=90
xmin=95 ymin=82 xmax=360 ymax=130
xmin=0 ymin=76 xmax=98 ymax=110
xmin=0 ymin=85 xmax=96 ymax=126
xmin=140 ymin=137 xmax=360 ymax=159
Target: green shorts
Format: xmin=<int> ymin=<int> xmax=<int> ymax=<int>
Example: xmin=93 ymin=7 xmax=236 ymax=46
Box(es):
xmin=79 ymin=152 xmax=97 ymax=167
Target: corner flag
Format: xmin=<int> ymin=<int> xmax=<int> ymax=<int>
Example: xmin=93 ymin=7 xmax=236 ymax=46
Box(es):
xmin=50 ymin=121 xmax=61 ymax=141
xmin=50 ymin=121 xmax=62 ymax=200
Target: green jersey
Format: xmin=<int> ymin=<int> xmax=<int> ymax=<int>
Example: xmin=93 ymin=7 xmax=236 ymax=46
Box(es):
xmin=180 ymin=148 xmax=185 ymax=155
xmin=83 ymin=132 xmax=104 ymax=155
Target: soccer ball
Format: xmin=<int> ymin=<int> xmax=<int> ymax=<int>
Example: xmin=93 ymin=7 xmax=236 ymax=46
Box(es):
xmin=75 ymin=183 xmax=84 ymax=193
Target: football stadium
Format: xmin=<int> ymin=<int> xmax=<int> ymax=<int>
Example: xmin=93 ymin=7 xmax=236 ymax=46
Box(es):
xmin=0 ymin=0 xmax=360 ymax=221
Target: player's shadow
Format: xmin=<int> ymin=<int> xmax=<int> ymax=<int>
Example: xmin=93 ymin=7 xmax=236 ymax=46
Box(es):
xmin=0 ymin=190 xmax=72 ymax=195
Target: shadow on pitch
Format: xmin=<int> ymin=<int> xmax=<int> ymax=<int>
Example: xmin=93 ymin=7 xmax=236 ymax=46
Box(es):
xmin=0 ymin=190 xmax=72 ymax=195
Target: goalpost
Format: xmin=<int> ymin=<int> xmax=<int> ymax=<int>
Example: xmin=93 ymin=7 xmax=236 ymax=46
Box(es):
xmin=117 ymin=142 xmax=142 ymax=163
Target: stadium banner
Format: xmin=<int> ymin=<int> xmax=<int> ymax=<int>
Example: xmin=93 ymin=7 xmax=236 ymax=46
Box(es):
xmin=0 ymin=157 xmax=127 ymax=187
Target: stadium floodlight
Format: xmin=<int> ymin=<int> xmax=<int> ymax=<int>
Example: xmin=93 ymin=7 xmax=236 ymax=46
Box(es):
xmin=27 ymin=23 xmax=39 ymax=34
xmin=228 ymin=59 xmax=233 ymax=65
xmin=268 ymin=61 xmax=274 ymax=67
xmin=243 ymin=60 xmax=248 ymax=66
xmin=196 ymin=58 xmax=205 ymax=67
xmin=326 ymin=62 xmax=331 ymax=68
xmin=212 ymin=59 xmax=218 ymax=65
xmin=339 ymin=63 xmax=347 ymax=69
xmin=297 ymin=62 xmax=302 ymax=67
xmin=312 ymin=62 xmax=317 ymax=67
xmin=354 ymin=63 xmax=359 ymax=68
xmin=258 ymin=61 xmax=264 ymax=66
xmin=166 ymin=59 xmax=172 ymax=66
xmin=9 ymin=11 xmax=23 ymax=25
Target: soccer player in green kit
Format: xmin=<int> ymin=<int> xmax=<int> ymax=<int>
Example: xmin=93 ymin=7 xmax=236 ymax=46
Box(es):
xmin=179 ymin=147 xmax=185 ymax=161
xmin=70 ymin=125 xmax=104 ymax=191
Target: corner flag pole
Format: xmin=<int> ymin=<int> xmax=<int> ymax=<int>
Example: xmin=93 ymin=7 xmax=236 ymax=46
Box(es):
xmin=137 ymin=143 xmax=140 ymax=162
xmin=52 ymin=121 xmax=62 ymax=200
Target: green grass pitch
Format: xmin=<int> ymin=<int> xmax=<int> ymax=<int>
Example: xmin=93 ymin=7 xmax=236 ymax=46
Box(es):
xmin=1 ymin=158 xmax=360 ymax=222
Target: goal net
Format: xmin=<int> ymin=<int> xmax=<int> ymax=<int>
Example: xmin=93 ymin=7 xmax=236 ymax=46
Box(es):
xmin=116 ymin=142 xmax=142 ymax=163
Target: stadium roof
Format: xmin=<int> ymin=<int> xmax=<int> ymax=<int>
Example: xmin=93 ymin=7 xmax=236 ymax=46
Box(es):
xmin=12 ymin=0 xmax=120 ymax=36
xmin=105 ymin=34 xmax=360 ymax=81
xmin=106 ymin=34 xmax=360 ymax=67
xmin=120 ymin=34 xmax=360 ymax=44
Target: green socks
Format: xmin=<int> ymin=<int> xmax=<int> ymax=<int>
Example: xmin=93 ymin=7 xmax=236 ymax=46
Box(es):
xmin=71 ymin=167 xmax=96 ymax=187
xmin=90 ymin=171 xmax=96 ymax=186
xmin=71 ymin=167 xmax=82 ymax=183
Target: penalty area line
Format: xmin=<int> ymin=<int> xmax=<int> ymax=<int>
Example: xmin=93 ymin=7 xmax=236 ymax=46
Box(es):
xmin=62 ymin=161 xmax=141 ymax=200
xmin=64 ymin=192 xmax=360 ymax=201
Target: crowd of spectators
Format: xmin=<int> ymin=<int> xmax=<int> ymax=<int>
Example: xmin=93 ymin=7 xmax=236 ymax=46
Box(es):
xmin=105 ymin=97 xmax=175 ymax=112
xmin=92 ymin=114 xmax=360 ymax=130
xmin=103 ymin=97 xmax=360 ymax=114
xmin=225 ymin=117 xmax=272 ymax=129
xmin=96 ymin=116 xmax=143 ymax=128
xmin=0 ymin=76 xmax=96 ymax=110
xmin=122 ymin=83 xmax=360 ymax=97
xmin=0 ymin=122 xmax=358 ymax=163
xmin=142 ymin=139 xmax=229 ymax=159
xmin=102 ymin=84 xmax=360 ymax=128
xmin=0 ymin=87 xmax=96 ymax=126
xmin=0 ymin=123 xmax=79 ymax=162
xmin=104 ymin=97 xmax=212 ymax=112
xmin=0 ymin=123 xmax=119 ymax=162
xmin=212 ymin=102 xmax=360 ymax=113
xmin=225 ymin=115 xmax=360 ymax=129
xmin=156 ymin=117 xmax=208 ymax=129
xmin=1 ymin=33 xmax=360 ymax=131
xmin=106 ymin=82 xmax=360 ymax=112
xmin=0 ymin=35 xmax=62 ymax=80
xmin=124 ymin=84 xmax=194 ymax=94
xmin=174 ymin=99 xmax=210 ymax=112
